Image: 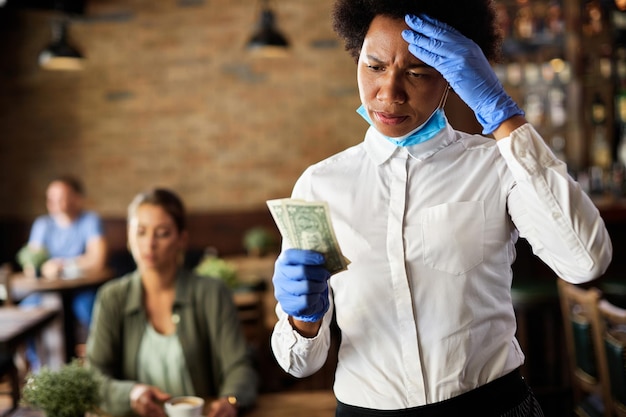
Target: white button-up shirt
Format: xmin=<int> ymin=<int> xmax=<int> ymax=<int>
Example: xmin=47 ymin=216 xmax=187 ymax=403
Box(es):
xmin=271 ymin=122 xmax=612 ymax=409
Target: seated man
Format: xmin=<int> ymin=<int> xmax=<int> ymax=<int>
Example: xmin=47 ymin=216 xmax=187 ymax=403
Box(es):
xmin=20 ymin=175 xmax=108 ymax=369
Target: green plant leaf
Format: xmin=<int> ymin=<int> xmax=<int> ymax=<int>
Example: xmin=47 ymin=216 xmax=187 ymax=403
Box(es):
xmin=194 ymin=256 xmax=238 ymax=288
xmin=22 ymin=359 xmax=101 ymax=417
xmin=16 ymin=246 xmax=50 ymax=269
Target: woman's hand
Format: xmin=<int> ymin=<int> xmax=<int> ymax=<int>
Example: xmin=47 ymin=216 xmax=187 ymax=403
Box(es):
xmin=130 ymin=384 xmax=171 ymax=417
xmin=207 ymin=397 xmax=238 ymax=417
xmin=402 ymin=14 xmax=524 ymax=135
xmin=272 ymin=249 xmax=331 ymax=324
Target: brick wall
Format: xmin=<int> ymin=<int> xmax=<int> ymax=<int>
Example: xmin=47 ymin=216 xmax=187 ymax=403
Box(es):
xmin=0 ymin=0 xmax=480 ymax=223
xmin=0 ymin=0 xmax=365 ymax=219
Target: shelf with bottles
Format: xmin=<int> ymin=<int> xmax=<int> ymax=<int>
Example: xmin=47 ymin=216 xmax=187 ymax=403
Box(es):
xmin=494 ymin=0 xmax=572 ymax=163
xmin=580 ymin=0 xmax=616 ymax=177
xmin=495 ymin=0 xmax=566 ymax=54
xmin=494 ymin=0 xmax=626 ymax=192
xmin=573 ymin=0 xmax=626 ymax=198
xmin=610 ymin=3 xmax=626 ymax=174
xmin=495 ymin=57 xmax=571 ymax=161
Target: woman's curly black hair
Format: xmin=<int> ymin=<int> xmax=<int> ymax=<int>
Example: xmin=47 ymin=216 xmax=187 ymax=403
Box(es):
xmin=332 ymin=0 xmax=502 ymax=63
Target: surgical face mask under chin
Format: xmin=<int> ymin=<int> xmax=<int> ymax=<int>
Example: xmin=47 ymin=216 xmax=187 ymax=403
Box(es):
xmin=356 ymin=105 xmax=446 ymax=147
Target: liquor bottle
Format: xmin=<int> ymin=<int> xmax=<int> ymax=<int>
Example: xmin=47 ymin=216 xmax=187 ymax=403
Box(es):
xmin=545 ymin=1 xmax=564 ymax=36
xmin=591 ymin=127 xmax=612 ymax=169
xmin=590 ymin=94 xmax=612 ymax=170
xmin=583 ymin=0 xmax=604 ymax=36
xmin=513 ymin=4 xmax=535 ymax=39
xmin=614 ymin=93 xmax=626 ymax=171
xmin=591 ymin=93 xmax=607 ymax=125
xmin=548 ymin=85 xmax=566 ymax=127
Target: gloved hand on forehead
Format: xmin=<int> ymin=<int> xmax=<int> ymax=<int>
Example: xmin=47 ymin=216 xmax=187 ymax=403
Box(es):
xmin=402 ymin=14 xmax=524 ymax=135
xmin=273 ymin=249 xmax=331 ymax=323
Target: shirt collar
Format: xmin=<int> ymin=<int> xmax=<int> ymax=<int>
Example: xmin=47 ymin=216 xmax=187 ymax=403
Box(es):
xmin=125 ymin=271 xmax=143 ymax=314
xmin=364 ymin=121 xmax=457 ymax=165
xmin=124 ymin=269 xmax=192 ymax=314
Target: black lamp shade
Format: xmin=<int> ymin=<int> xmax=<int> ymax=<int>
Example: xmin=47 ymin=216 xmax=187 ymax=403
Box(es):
xmin=248 ymin=9 xmax=288 ymax=47
xmin=38 ymin=20 xmax=84 ymax=70
xmin=247 ymin=6 xmax=289 ymax=56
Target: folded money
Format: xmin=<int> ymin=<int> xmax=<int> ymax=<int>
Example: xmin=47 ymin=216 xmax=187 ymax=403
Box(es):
xmin=267 ymin=198 xmax=350 ymax=274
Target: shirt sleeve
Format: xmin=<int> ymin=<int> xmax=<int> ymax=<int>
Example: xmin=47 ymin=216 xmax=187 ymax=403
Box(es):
xmin=28 ymin=217 xmax=49 ymax=247
xmin=497 ymin=123 xmax=612 ymax=284
xmin=270 ymin=282 xmax=334 ymax=378
xmin=86 ymin=282 xmax=135 ymax=416
xmin=269 ymin=170 xmax=335 ymax=377
xmin=81 ymin=212 xmax=105 ymax=241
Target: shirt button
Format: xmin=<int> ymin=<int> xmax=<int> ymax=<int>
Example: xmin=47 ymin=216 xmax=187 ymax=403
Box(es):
xmin=552 ymin=212 xmax=561 ymax=220
xmin=518 ymin=150 xmax=527 ymax=158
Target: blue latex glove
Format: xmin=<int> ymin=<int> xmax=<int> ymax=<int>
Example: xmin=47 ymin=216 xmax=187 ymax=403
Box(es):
xmin=273 ymin=249 xmax=331 ymax=322
xmin=402 ymin=14 xmax=524 ymax=134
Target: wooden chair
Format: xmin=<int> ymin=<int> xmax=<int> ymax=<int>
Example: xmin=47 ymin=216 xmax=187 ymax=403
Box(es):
xmin=557 ymin=279 xmax=612 ymax=417
xmin=233 ymin=291 xmax=266 ymax=350
xmin=0 ymin=352 xmax=19 ymax=416
xmin=0 ymin=263 xmax=13 ymax=307
xmin=0 ymin=263 xmax=20 ymax=415
xmin=598 ymin=298 xmax=626 ymax=416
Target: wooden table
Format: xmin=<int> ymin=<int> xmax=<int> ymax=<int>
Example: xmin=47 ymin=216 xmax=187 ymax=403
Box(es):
xmin=0 ymin=307 xmax=58 ymax=349
xmin=11 ymin=390 xmax=337 ymax=417
xmin=9 ymin=270 xmax=114 ymax=301
xmin=224 ymin=255 xmax=277 ymax=331
xmin=243 ymin=390 xmax=336 ymax=416
xmin=0 ymin=306 xmax=59 ymax=416
xmin=9 ymin=270 xmax=114 ymax=362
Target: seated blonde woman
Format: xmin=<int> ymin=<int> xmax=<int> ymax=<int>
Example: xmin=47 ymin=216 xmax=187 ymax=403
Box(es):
xmin=87 ymin=188 xmax=257 ymax=417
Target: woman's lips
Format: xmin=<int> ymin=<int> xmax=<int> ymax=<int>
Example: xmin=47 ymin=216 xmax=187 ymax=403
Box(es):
xmin=374 ymin=112 xmax=408 ymax=125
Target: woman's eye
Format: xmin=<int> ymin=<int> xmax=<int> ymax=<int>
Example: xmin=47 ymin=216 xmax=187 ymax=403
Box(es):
xmin=156 ymin=230 xmax=172 ymax=238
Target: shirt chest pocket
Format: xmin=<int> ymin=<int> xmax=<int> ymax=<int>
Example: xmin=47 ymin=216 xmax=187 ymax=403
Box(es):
xmin=420 ymin=201 xmax=485 ymax=275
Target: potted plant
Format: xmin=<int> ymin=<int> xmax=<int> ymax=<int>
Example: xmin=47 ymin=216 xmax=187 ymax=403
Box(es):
xmin=16 ymin=245 xmax=49 ymax=277
xmin=242 ymin=226 xmax=277 ymax=257
xmin=22 ymin=359 xmax=101 ymax=417
xmin=194 ymin=253 xmax=239 ymax=289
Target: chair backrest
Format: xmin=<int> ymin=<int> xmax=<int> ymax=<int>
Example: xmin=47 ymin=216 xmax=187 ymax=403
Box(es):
xmin=0 ymin=262 xmax=13 ymax=306
xmin=557 ymin=279 xmax=612 ymax=417
xmin=598 ymin=298 xmax=626 ymax=417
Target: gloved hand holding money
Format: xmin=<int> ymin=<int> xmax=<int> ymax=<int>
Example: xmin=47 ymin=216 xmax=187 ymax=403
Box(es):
xmin=267 ymin=198 xmax=349 ymax=322
xmin=272 ymin=249 xmax=331 ymax=322
xmin=266 ymin=198 xmax=349 ymax=274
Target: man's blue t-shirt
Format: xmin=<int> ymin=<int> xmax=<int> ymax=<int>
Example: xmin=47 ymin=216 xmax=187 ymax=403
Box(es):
xmin=28 ymin=211 xmax=104 ymax=258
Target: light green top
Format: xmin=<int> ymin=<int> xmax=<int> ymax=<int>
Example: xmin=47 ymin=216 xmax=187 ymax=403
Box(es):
xmin=87 ymin=269 xmax=258 ymax=417
xmin=137 ymin=324 xmax=194 ymax=397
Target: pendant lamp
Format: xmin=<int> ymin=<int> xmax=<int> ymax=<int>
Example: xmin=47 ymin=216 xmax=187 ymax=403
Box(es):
xmin=38 ymin=19 xmax=84 ymax=71
xmin=246 ymin=0 xmax=289 ymax=57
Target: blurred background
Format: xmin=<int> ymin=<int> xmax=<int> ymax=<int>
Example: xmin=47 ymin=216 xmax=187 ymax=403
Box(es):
xmin=1 ymin=1 xmax=626 ymax=415
xmin=0 ymin=0 xmax=364 ymax=219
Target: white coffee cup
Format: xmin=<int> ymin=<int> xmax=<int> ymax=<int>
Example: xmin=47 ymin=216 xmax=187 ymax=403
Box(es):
xmin=164 ymin=396 xmax=204 ymax=417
